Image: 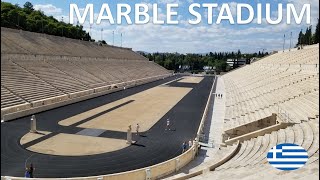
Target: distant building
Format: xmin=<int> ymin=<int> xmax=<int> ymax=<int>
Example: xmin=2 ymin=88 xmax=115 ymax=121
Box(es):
xmin=203 ymin=66 xmax=215 ymax=73
xmin=181 ymin=65 xmax=190 ymax=70
xmin=227 ymin=58 xmax=247 ymax=69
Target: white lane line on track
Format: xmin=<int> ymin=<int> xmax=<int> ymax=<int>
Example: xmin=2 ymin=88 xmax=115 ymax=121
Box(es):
xmin=161 ymin=76 xmax=183 ymax=86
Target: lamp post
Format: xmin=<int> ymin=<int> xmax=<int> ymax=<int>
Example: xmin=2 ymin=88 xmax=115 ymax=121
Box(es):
xmin=61 ymin=17 xmax=64 ymax=36
xmin=112 ymin=31 xmax=114 ymax=45
xmin=101 ymin=28 xmax=103 ymax=42
xmin=283 ymin=34 xmax=286 ymax=52
xmin=289 ymin=32 xmax=292 ymax=51
xmin=121 ymin=33 xmax=123 ymax=47
xmin=76 ymin=21 xmax=79 ymax=40
xmin=40 ymin=9 xmax=43 ymax=34
xmin=262 ymin=48 xmax=266 ymax=56
xmin=17 ymin=13 xmax=20 ymax=27
xmin=89 ymin=24 xmax=92 ymax=40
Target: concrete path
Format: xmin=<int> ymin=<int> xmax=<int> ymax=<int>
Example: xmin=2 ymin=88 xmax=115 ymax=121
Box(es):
xmin=208 ymin=75 xmax=225 ymax=145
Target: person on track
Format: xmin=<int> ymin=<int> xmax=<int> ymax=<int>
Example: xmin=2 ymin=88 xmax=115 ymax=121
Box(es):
xmin=136 ymin=123 xmax=140 ymax=136
xmin=182 ymin=141 xmax=188 ymax=153
xmin=29 ymin=163 xmax=35 ymax=178
xmin=188 ymin=139 xmax=193 ymax=149
xmin=25 ymin=167 xmax=30 ymax=178
xmin=165 ymin=118 xmax=171 ymax=130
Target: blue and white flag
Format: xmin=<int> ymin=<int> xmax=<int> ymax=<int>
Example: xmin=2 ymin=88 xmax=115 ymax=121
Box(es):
xmin=267 ymin=143 xmax=308 ymax=171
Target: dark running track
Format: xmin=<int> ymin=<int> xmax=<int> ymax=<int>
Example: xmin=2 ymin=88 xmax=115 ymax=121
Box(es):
xmin=1 ymin=75 xmax=215 ymax=178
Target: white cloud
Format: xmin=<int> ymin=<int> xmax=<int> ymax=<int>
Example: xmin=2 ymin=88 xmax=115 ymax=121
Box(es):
xmin=34 ymin=0 xmax=318 ymax=53
xmin=158 ymin=0 xmax=183 ymax=5
xmin=34 ymin=4 xmax=62 ymax=15
xmin=105 ymin=21 xmax=293 ymax=53
xmin=228 ymin=2 xmax=238 ymax=15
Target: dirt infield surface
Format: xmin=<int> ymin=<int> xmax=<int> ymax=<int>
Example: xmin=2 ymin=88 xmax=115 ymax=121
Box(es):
xmin=20 ymin=131 xmax=51 ymax=145
xmin=26 ymin=133 xmax=129 ymax=156
xmin=59 ymin=86 xmax=191 ymax=132
xmin=178 ymin=76 xmax=204 ymax=83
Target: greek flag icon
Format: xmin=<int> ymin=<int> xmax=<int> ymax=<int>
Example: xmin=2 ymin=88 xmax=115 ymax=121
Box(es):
xmin=267 ymin=143 xmax=308 ymax=171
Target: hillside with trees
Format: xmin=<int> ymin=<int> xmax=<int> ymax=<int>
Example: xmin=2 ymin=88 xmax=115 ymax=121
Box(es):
xmin=1 ymin=1 xmax=92 ymax=41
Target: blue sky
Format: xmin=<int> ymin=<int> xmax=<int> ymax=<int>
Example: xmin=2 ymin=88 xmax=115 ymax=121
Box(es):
xmin=4 ymin=0 xmax=319 ymax=53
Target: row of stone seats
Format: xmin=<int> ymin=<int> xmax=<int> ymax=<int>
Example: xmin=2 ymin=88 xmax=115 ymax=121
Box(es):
xmin=225 ymin=69 xmax=316 ymax=102
xmin=44 ymin=57 xmax=106 ymax=87
xmin=224 ymin=89 xmax=319 ymax=129
xmin=0 ymin=86 xmax=26 ymax=108
xmin=225 ymin=77 xmax=318 ymax=118
xmin=225 ymin=70 xmax=314 ymax=103
xmin=69 ymin=58 xmax=122 ymax=85
xmin=1 ymin=32 xmax=35 ymax=54
xmin=190 ymin=119 xmax=319 ymax=179
xmin=223 ymin=64 xmax=318 ymax=130
xmin=255 ymin=44 xmax=319 ymax=65
xmin=1 ymin=27 xmax=145 ymax=60
xmin=166 ymin=143 xmax=239 ymax=180
xmin=12 ymin=58 xmax=90 ymax=94
xmin=1 ymin=59 xmax=65 ymax=103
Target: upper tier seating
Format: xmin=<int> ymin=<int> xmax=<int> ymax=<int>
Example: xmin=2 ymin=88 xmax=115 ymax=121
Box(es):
xmin=1 ymin=27 xmax=144 ymax=60
xmin=1 ymin=28 xmax=170 ymax=112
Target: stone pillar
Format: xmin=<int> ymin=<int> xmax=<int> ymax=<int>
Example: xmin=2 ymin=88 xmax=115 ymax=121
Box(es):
xmin=193 ymin=140 xmax=199 ymax=156
xmin=192 ymin=147 xmax=196 ymax=160
xmin=175 ymin=158 xmax=180 ymax=172
xmin=127 ymin=125 xmax=132 ymax=144
xmin=145 ymin=168 xmax=151 ymax=180
xmin=30 ymin=115 xmax=37 ymax=133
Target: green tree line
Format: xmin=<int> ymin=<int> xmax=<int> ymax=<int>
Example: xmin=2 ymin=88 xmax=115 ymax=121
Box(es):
xmin=1 ymin=1 xmax=92 ymax=41
xmin=296 ymin=19 xmax=319 ymax=46
xmin=140 ymin=50 xmax=269 ymax=73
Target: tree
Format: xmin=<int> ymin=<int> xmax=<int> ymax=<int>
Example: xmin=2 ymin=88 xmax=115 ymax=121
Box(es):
xmin=297 ymin=29 xmax=304 ymax=46
xmin=7 ymin=8 xmax=19 ymax=27
xmin=305 ymin=26 xmax=312 ymax=45
xmin=97 ymin=40 xmax=107 ymax=45
xmin=314 ymin=19 xmax=319 ymax=44
xmin=23 ymin=2 xmax=34 ymax=13
xmin=164 ymin=59 xmax=173 ymax=70
xmin=236 ymin=49 xmax=241 ymax=59
xmin=215 ymin=59 xmax=228 ymax=73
